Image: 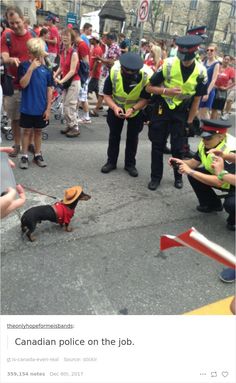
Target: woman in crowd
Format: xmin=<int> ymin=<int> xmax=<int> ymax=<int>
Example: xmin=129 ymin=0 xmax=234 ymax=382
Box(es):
xmin=144 ymin=44 xmax=163 ymax=73
xmin=54 ymin=28 xmax=80 ymax=138
xmin=199 ymin=43 xmax=220 ymax=119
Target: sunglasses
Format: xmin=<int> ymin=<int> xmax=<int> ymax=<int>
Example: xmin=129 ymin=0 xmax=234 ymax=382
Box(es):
xmin=207 ymin=49 xmax=214 ymax=52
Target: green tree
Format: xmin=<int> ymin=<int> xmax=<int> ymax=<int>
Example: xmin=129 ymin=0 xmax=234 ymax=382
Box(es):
xmin=149 ymin=0 xmax=162 ymax=33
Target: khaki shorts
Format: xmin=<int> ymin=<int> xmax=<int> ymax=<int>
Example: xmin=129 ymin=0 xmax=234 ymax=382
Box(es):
xmin=227 ymin=88 xmax=236 ymax=102
xmin=4 ymin=90 xmax=21 ymax=121
xmin=98 ymin=76 xmax=106 ymax=96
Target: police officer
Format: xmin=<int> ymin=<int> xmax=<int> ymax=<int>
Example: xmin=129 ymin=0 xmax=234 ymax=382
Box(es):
xmin=146 ymin=35 xmax=208 ymax=190
xmin=101 ymin=52 xmax=151 ymax=177
xmin=169 ymin=119 xmax=235 ymax=230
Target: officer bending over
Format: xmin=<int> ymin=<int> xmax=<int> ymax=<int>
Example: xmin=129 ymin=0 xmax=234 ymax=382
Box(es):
xmin=146 ymin=35 xmax=208 ymax=191
xmin=101 ymin=52 xmax=151 ymax=177
xmin=169 ymin=119 xmax=235 ymax=231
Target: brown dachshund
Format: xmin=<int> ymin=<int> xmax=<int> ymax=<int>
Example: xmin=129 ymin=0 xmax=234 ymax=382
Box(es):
xmin=21 ymin=186 xmax=91 ymax=241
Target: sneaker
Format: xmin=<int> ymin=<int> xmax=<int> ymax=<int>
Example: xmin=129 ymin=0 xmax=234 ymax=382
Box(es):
xmin=28 ymin=143 xmax=35 ymax=154
xmin=9 ymin=145 xmax=20 ymax=158
xmin=66 ymin=128 xmax=80 ymax=137
xmin=33 ymin=154 xmax=47 ymax=167
xmin=219 ymin=268 xmax=235 ymax=283
xmin=78 ymin=118 xmax=91 ymax=124
xmin=221 ymin=113 xmax=229 ymax=121
xmin=19 ymin=156 xmax=29 ymax=169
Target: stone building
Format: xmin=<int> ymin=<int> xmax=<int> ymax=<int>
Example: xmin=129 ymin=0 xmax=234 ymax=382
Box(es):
xmin=1 ymin=0 xmax=235 ymax=55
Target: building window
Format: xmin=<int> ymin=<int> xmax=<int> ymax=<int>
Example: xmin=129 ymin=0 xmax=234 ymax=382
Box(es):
xmin=190 ymin=0 xmax=198 ymax=10
xmin=230 ymin=1 xmax=236 ymax=17
xmin=164 ymin=0 xmax=172 ymax=3
xmin=24 ymin=7 xmax=29 ymax=16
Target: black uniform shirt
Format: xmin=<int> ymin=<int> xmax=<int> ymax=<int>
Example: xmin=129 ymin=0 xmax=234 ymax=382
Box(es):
xmin=150 ymin=60 xmax=207 ymax=97
xmin=103 ymin=73 xmax=151 ymax=99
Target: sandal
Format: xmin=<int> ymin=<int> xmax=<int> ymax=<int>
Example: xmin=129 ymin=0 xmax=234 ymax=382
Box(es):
xmin=89 ymin=110 xmax=99 ymax=117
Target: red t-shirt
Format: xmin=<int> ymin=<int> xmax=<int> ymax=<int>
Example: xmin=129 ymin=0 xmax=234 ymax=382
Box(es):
xmin=47 ymin=25 xmax=59 ymax=54
xmin=215 ymin=66 xmax=235 ymax=88
xmin=89 ymin=45 xmax=103 ymax=79
xmin=60 ymin=47 xmax=80 ymax=81
xmin=1 ymin=29 xmax=34 ymax=89
xmin=53 ymin=202 xmax=75 ymax=225
xmin=77 ymin=40 xmax=90 ymax=60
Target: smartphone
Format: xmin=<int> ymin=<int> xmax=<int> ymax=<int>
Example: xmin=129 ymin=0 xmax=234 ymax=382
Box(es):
xmin=0 ymin=152 xmax=16 ymax=196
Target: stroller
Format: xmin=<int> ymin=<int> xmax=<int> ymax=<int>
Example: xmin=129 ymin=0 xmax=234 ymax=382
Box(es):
xmin=51 ymin=86 xmax=65 ymax=124
xmin=1 ymin=112 xmax=49 ymax=141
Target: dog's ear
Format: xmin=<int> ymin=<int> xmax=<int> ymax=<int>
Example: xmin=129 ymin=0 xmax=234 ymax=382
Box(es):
xmin=79 ymin=192 xmax=91 ymax=201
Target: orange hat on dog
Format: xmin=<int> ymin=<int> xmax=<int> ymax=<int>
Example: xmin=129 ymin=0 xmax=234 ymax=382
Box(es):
xmin=63 ymin=186 xmax=82 ymax=204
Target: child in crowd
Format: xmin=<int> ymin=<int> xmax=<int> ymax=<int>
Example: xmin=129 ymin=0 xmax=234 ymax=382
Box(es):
xmin=18 ymin=37 xmax=53 ymax=169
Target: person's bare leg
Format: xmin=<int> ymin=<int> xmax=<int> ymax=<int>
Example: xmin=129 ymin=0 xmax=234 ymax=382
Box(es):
xmin=21 ymin=128 xmax=31 ymax=155
xmin=34 ymin=128 xmax=42 ymax=154
xmin=12 ymin=120 xmax=21 ymax=146
xmin=210 ymin=109 xmax=218 ymax=119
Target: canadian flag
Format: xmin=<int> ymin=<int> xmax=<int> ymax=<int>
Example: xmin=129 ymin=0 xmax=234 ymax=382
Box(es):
xmin=160 ymin=227 xmax=236 ymax=268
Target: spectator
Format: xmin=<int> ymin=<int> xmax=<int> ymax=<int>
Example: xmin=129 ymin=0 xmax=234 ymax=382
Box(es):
xmin=211 ymin=55 xmax=235 ymax=119
xmin=81 ymin=22 xmax=92 ymax=47
xmin=44 ymin=14 xmax=60 ymax=65
xmin=169 ymin=39 xmax=178 ymax=57
xmin=73 ymin=26 xmax=91 ymax=124
xmin=90 ymin=33 xmax=121 ymax=117
xmin=39 ymin=27 xmax=49 ymax=52
xmin=199 ymin=44 xmax=220 ymax=119
xmin=1 ymin=6 xmax=38 ymax=157
xmin=18 ymin=38 xmax=53 ymax=169
xmin=144 ymin=45 xmax=162 ymax=73
xmin=87 ymin=33 xmax=103 ymax=100
xmin=119 ymin=33 xmax=130 ymax=54
xmin=54 ymin=28 xmax=80 ymax=138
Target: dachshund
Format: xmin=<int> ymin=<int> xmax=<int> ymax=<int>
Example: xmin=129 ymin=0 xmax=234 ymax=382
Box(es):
xmin=21 ymin=186 xmax=91 ymax=242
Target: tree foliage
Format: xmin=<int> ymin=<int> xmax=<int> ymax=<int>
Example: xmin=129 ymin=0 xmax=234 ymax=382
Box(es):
xmin=149 ymin=0 xmax=162 ymax=32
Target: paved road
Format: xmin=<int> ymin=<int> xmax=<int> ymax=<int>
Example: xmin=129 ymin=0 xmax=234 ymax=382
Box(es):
xmin=1 ymin=108 xmax=235 ymax=315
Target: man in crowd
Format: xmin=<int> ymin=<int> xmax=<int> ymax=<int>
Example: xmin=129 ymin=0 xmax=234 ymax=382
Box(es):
xmin=119 ymin=33 xmax=130 ymax=54
xmin=1 ymin=6 xmax=37 ymax=157
xmin=146 ymin=35 xmax=208 ymax=191
xmin=80 ymin=22 xmax=92 ymax=47
xmin=44 ymin=14 xmax=59 ymax=64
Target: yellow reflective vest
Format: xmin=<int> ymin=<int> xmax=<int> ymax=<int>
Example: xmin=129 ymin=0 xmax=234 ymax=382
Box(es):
xmin=198 ymin=134 xmax=236 ymax=190
xmin=161 ymin=56 xmax=207 ymax=110
xmin=110 ymin=64 xmax=152 ymax=117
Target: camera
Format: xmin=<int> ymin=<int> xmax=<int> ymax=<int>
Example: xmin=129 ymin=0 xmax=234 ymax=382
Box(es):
xmin=170 ymin=159 xmax=180 ymax=170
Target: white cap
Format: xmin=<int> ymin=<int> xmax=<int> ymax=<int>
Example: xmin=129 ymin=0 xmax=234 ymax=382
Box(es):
xmin=88 ymin=32 xmax=100 ymax=41
xmin=141 ymin=38 xmax=147 ymax=42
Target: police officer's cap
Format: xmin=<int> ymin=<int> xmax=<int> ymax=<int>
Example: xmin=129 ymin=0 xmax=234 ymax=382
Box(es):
xmin=120 ymin=52 xmax=143 ymax=71
xmin=186 ymin=25 xmax=207 ymax=36
xmin=176 ymin=35 xmax=202 ymax=61
xmin=200 ymin=119 xmax=232 ymax=138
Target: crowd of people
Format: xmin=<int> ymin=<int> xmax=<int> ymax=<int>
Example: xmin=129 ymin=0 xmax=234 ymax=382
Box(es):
xmin=0 ymin=6 xmax=235 ymax=308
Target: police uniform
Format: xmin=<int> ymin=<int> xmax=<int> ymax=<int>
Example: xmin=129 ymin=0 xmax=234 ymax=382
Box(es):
xmin=101 ymin=52 xmax=151 ymax=177
xmin=147 ymin=35 xmax=208 ymax=190
xmin=188 ymin=119 xmax=235 ymax=230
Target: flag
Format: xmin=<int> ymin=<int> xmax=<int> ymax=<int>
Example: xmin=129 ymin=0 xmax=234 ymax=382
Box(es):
xmin=160 ymin=227 xmax=236 ymax=268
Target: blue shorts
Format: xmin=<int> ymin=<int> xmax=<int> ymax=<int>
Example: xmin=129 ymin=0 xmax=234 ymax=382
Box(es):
xmin=199 ymin=88 xmax=216 ymax=108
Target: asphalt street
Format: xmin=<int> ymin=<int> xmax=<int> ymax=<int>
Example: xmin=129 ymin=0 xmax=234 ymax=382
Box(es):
xmin=1 ymin=106 xmax=235 ymax=315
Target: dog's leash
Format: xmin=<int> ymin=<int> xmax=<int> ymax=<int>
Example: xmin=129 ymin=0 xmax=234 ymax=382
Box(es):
xmin=21 ymin=185 xmax=58 ymax=199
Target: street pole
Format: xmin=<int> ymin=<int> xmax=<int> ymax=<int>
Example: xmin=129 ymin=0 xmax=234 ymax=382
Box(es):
xmin=138 ymin=22 xmax=144 ymax=55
